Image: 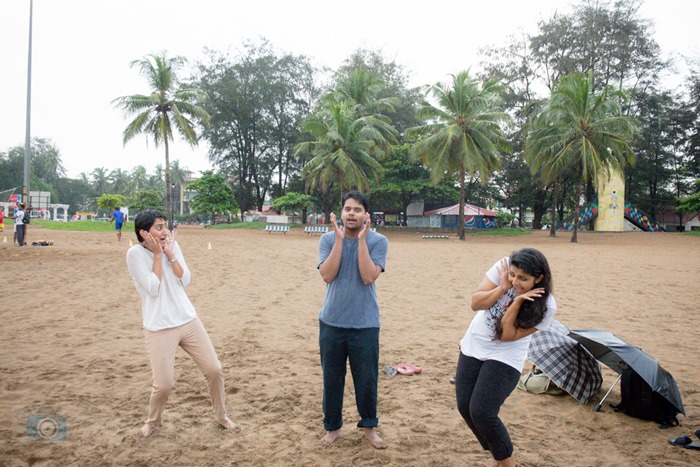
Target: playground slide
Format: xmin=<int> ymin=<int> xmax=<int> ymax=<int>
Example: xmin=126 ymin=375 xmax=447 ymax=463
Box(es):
xmin=555 ymin=198 xmax=664 ymax=232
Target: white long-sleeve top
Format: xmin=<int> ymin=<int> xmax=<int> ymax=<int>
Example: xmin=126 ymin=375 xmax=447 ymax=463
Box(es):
xmin=126 ymin=242 xmax=196 ymax=331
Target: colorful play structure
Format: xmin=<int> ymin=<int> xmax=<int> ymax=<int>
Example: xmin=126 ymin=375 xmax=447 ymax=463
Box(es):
xmin=556 ymin=170 xmax=664 ymax=232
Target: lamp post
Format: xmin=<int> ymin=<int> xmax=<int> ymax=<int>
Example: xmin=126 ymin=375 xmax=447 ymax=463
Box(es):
xmin=23 ymin=0 xmax=34 ymax=205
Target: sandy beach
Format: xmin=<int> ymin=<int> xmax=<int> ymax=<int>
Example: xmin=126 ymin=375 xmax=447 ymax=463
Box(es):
xmin=1 ymin=225 xmax=698 ymax=466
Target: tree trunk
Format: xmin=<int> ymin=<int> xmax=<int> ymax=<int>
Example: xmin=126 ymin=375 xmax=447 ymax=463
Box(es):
xmin=571 ymin=181 xmax=582 ymax=243
xmin=458 ymin=166 xmax=466 ymax=241
xmin=549 ymin=181 xmax=558 ymax=237
xmin=164 ymin=139 xmax=173 ymax=230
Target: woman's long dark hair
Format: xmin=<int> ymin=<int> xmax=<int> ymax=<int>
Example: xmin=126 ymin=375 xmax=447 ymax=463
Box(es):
xmin=494 ymin=248 xmax=553 ymax=341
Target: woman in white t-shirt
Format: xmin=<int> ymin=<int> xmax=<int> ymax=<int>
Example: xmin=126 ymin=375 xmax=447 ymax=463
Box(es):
xmin=126 ymin=210 xmax=239 ymax=438
xmin=456 ymin=248 xmax=556 ymax=467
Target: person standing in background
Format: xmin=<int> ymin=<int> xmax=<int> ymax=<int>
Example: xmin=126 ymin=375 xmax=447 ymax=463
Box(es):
xmin=14 ymin=204 xmax=26 ymax=246
xmin=111 ymin=206 xmax=125 ymax=241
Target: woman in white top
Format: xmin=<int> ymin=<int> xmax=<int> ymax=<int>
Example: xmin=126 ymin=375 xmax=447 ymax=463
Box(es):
xmin=126 ymin=210 xmax=238 ymax=438
xmin=456 ymin=248 xmax=556 ymax=467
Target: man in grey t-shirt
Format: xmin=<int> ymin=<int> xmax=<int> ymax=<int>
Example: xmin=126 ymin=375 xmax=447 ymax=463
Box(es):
xmin=316 ymin=191 xmax=388 ymax=449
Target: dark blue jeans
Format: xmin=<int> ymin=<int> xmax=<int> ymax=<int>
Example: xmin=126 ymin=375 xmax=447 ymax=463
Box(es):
xmin=16 ymin=224 xmax=25 ymax=246
xmin=455 ymin=353 xmax=521 ymax=461
xmin=319 ymin=321 xmax=379 ymax=432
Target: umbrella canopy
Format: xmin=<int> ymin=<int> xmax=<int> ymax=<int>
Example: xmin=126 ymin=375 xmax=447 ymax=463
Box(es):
xmin=527 ymin=320 xmax=603 ymax=404
xmin=568 ymin=329 xmax=685 ymax=416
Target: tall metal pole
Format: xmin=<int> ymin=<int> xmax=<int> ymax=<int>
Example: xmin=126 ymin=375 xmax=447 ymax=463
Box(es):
xmin=23 ymin=0 xmax=34 ymax=205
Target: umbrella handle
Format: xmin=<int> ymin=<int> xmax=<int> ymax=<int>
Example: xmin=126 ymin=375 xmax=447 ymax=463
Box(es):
xmin=594 ymin=373 xmax=623 ymax=412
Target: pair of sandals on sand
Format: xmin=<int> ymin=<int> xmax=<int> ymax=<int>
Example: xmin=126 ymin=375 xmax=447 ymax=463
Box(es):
xmin=384 ymin=363 xmax=423 ymax=377
xmin=668 ymin=429 xmax=700 ymax=450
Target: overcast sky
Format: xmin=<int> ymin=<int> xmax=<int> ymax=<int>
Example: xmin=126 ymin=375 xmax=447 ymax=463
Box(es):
xmin=1 ymin=0 xmax=698 ymax=180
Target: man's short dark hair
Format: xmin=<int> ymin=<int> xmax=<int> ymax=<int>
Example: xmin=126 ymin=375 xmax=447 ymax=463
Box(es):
xmin=134 ymin=210 xmax=166 ymax=243
xmin=342 ymin=191 xmax=369 ymax=212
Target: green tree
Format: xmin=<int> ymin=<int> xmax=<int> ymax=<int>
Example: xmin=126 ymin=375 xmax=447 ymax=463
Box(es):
xmin=337 ymin=48 xmax=422 ymax=136
xmin=130 ymin=166 xmax=149 ymax=193
xmin=0 ymin=146 xmax=24 ymax=192
xmin=368 ymin=144 xmax=459 ymax=219
xmin=530 ymin=0 xmax=666 ymax=94
xmin=196 ymin=40 xmax=315 ymax=213
xmin=146 ymin=165 xmax=165 ymax=191
xmin=326 ymin=68 xmax=399 ymax=117
xmin=526 ymin=72 xmax=638 ymax=242
xmin=297 ymin=101 xmax=397 ymax=210
xmin=0 ymin=138 xmax=65 ymax=192
xmin=495 ymin=211 xmax=516 ymax=228
xmin=408 ymin=71 xmax=510 ymax=240
xmin=28 ymin=137 xmax=66 ymax=184
xmin=53 ymin=177 xmax=95 ymax=214
xmin=187 ymin=170 xmax=238 ymax=224
xmin=109 ymin=168 xmax=131 ymax=195
xmin=479 ymin=0 xmax=669 ymax=232
xmin=97 ymin=193 xmax=127 ymax=213
xmin=129 ymin=190 xmax=164 ymax=213
xmin=272 ymin=192 xmax=313 ymax=222
xmin=113 ymin=51 xmax=211 ymax=229
xmin=677 ymin=188 xmax=700 ymax=214
xmin=687 ymin=62 xmax=700 ymax=178
xmin=90 ymin=167 xmax=110 ymax=195
xmin=626 ymin=90 xmax=691 ymax=219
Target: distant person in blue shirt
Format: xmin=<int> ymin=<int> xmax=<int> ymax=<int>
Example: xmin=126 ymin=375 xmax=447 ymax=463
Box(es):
xmin=111 ymin=207 xmax=125 ymax=241
xmin=316 ymin=191 xmax=389 ymax=449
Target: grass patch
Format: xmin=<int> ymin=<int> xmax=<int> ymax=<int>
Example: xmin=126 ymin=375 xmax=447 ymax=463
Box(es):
xmin=29 ymin=219 xmax=286 ymax=232
xmin=205 ymin=221 xmax=268 ymax=230
xmin=28 ymin=219 xmax=132 ymax=232
xmin=682 ymin=230 xmax=700 ymax=237
xmin=469 ymin=228 xmax=532 ymax=237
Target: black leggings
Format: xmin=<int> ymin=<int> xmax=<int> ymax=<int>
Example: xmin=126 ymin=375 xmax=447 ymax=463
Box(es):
xmin=455 ymin=353 xmax=521 ymax=461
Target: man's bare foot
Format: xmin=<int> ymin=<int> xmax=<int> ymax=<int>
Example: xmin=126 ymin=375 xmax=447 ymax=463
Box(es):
xmin=219 ymin=417 xmax=240 ymax=432
xmin=320 ymin=429 xmax=342 ymax=446
xmin=138 ymin=422 xmax=155 ymax=438
xmin=363 ymin=428 xmax=387 ymax=449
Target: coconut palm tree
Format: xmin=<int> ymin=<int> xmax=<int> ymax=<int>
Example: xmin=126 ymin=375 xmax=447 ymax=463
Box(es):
xmin=112 ymin=51 xmax=210 ymax=228
xmin=90 ymin=167 xmax=110 ymax=195
xmin=130 ymin=165 xmax=149 ymax=192
xmin=30 ymin=137 xmax=66 ymax=183
xmin=327 ymin=68 xmax=399 ymax=116
xmin=407 ymin=71 xmax=510 ymax=240
xmin=297 ymin=101 xmax=397 ymax=208
xmin=109 ymin=168 xmax=131 ymax=195
xmin=525 ymin=72 xmax=638 ymax=243
xmin=153 ymin=164 xmax=165 ymax=184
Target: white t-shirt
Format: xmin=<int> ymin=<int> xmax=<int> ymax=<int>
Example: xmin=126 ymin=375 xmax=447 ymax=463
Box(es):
xmin=126 ymin=242 xmax=196 ymax=331
xmin=15 ymin=209 xmax=24 ymax=225
xmin=459 ymin=257 xmax=557 ymax=371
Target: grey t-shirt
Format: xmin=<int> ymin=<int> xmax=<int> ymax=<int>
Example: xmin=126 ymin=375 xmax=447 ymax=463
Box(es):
xmin=317 ymin=230 xmax=388 ymax=329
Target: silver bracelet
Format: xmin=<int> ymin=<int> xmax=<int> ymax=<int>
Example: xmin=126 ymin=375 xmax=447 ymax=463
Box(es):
xmin=168 ymin=257 xmax=177 ymax=264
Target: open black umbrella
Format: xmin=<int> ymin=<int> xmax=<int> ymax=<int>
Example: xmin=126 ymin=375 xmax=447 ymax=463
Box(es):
xmin=528 ymin=319 xmax=603 ymax=404
xmin=568 ymin=329 xmax=685 ymax=416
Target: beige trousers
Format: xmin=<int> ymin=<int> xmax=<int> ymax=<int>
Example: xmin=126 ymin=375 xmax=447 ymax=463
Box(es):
xmin=143 ymin=317 xmax=227 ymax=425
